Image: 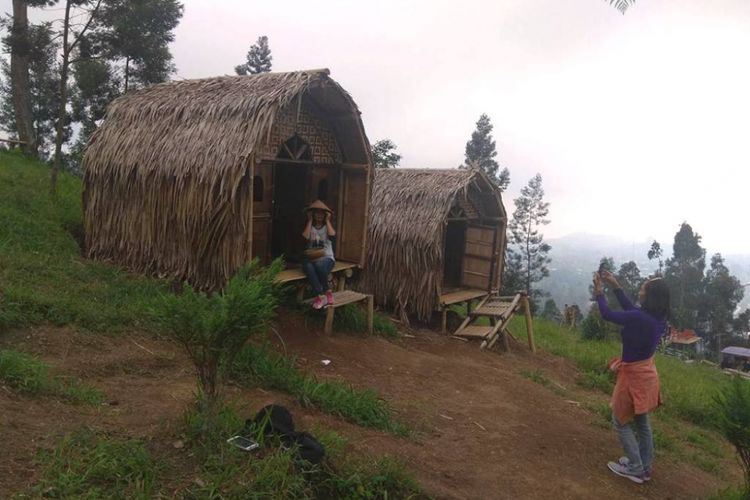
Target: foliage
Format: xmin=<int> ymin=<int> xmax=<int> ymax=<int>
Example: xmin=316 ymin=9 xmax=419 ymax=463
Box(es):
xmin=0 ymin=349 xmax=103 ymax=405
xmin=607 ymin=0 xmax=636 ymax=14
xmin=580 ymin=304 xmax=613 ymax=341
xmin=231 ymin=343 xmax=408 ymax=435
xmin=0 ymin=20 xmax=68 ymax=158
xmin=540 ymin=298 xmax=562 ymax=322
xmin=617 ymin=260 xmax=644 ymax=300
xmin=31 ymin=430 xmax=156 ymax=499
xmin=157 ymin=259 xmax=284 ymax=424
xmin=713 ymin=377 xmax=750 ymax=494
xmin=648 ymin=240 xmax=664 ymax=276
xmin=464 ymin=113 xmax=510 ymax=190
xmin=329 ymin=304 xmax=399 ymax=338
xmin=235 ymin=35 xmax=272 ymax=75
xmin=0 ymin=151 xmax=169 ymax=332
xmin=664 ymin=222 xmax=706 ymax=329
xmin=701 ymin=253 xmax=746 ymax=352
xmin=506 ymin=173 xmax=551 ymax=305
xmin=371 ymin=138 xmax=401 ymax=169
xmin=94 ymin=0 xmax=184 ymax=91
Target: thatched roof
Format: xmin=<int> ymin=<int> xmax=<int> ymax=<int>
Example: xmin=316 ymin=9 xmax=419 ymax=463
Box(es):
xmin=82 ymin=69 xmax=371 ymax=289
xmin=362 ymin=168 xmax=506 ymax=321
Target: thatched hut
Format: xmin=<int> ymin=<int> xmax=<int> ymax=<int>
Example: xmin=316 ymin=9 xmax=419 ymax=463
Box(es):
xmin=362 ymin=168 xmax=507 ymax=321
xmin=83 ymin=69 xmax=373 ymax=290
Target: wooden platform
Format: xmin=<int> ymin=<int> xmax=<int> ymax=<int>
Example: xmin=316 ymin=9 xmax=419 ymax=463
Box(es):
xmin=276 ymin=261 xmax=357 ymax=284
xmin=305 ymin=290 xmax=374 ymax=336
xmin=440 ymin=288 xmax=489 ymax=306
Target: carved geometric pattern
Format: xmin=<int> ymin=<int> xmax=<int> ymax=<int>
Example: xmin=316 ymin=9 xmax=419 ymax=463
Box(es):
xmin=259 ymin=100 xmax=341 ymax=163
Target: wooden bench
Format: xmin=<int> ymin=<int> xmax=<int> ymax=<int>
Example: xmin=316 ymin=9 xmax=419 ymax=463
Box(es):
xmin=275 ymin=261 xmax=358 ymax=300
xmin=305 ymin=290 xmax=374 ymax=335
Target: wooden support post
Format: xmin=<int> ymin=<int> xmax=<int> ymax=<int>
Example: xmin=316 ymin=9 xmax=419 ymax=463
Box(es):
xmin=296 ymin=285 xmax=305 ymax=302
xmin=367 ymin=295 xmax=374 ymax=334
xmin=337 ymin=275 xmax=346 ymax=291
xmin=441 ymin=307 xmax=447 ymax=334
xmin=324 ymin=306 xmax=335 ymax=336
xmin=521 ymin=292 xmax=536 ymax=353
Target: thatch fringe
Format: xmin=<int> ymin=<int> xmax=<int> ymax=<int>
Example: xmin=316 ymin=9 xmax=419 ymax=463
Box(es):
xmin=360 ymin=168 xmax=505 ymax=321
xmin=82 ymin=69 xmax=368 ymax=290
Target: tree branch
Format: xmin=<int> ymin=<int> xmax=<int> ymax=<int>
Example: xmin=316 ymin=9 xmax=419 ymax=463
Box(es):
xmin=68 ymin=0 xmax=101 ymax=54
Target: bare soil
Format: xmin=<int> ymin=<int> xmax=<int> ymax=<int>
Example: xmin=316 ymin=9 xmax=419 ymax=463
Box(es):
xmin=0 ymin=315 xmax=740 ymax=499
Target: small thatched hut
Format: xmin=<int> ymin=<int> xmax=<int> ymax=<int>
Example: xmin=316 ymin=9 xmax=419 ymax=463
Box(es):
xmin=363 ymin=168 xmax=507 ymax=321
xmin=83 ymin=69 xmax=373 ymax=289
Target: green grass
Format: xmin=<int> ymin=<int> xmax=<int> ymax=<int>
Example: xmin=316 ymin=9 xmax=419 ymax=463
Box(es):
xmin=182 ymin=404 xmax=424 ymax=499
xmin=512 ymin=316 xmax=735 ymax=429
xmin=520 ymin=369 xmax=567 ymax=397
xmin=231 ymin=343 xmax=409 ymax=435
xmin=31 ymin=430 xmax=156 ymax=499
xmin=0 ymin=349 xmax=103 ymax=405
xmin=0 ymin=150 xmax=168 ymax=333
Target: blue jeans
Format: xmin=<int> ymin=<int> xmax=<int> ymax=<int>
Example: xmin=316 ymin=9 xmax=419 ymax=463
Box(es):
xmin=612 ymin=413 xmax=654 ymax=473
xmin=302 ymin=257 xmax=334 ymax=295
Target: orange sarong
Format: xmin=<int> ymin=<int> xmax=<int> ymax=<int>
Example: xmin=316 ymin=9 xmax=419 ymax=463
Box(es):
xmin=609 ymin=356 xmax=661 ymax=425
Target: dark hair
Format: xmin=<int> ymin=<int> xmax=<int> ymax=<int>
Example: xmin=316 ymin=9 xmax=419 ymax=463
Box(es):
xmin=642 ymin=278 xmax=670 ymax=320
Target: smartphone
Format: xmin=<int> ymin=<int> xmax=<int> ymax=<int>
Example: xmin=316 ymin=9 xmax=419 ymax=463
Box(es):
xmin=227 ymin=435 xmax=259 ymax=452
xmin=598 ymin=262 xmax=608 ymax=277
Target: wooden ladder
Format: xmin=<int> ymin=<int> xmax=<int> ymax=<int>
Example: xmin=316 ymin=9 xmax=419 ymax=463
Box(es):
xmin=452 ymin=292 xmax=536 ymax=353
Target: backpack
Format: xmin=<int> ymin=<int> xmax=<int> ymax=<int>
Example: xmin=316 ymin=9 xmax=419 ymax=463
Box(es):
xmin=248 ymin=404 xmax=326 ymax=465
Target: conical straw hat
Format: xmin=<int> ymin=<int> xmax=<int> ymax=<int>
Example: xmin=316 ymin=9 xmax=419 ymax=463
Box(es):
xmin=304 ymin=199 xmax=332 ymax=213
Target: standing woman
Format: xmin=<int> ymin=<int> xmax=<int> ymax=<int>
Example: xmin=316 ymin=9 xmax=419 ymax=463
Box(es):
xmin=302 ymin=200 xmax=336 ymax=310
xmin=593 ymin=271 xmax=670 ymax=484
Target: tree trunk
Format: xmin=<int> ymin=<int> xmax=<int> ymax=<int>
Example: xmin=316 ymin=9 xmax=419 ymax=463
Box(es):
xmin=124 ymin=56 xmax=129 ymax=92
xmin=50 ymin=0 xmax=72 ymax=195
xmin=10 ymin=0 xmax=37 ymax=156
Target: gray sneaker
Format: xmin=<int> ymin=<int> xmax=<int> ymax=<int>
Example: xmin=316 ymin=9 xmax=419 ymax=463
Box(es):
xmin=619 ymin=456 xmax=651 ymax=481
xmin=607 ymin=461 xmax=645 ymax=484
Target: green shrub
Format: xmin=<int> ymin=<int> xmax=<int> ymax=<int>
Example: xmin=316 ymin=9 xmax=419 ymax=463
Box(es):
xmin=713 ymin=377 xmax=750 ymax=495
xmin=32 ymin=430 xmax=156 ymax=499
xmin=157 ymin=259 xmax=284 ymax=429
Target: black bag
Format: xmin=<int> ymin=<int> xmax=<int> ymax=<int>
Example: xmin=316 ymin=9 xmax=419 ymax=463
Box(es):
xmin=248 ymin=405 xmax=326 ymax=465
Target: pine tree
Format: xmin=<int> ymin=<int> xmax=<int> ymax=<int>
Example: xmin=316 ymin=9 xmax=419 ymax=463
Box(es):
xmin=664 ymin=222 xmax=706 ymax=328
xmin=371 ymin=139 xmax=401 ymax=169
xmin=700 ymin=254 xmax=745 ymax=352
xmin=647 ymin=240 xmax=664 ymax=276
xmin=541 ymin=298 xmax=562 ymax=322
xmin=464 ymin=113 xmax=510 ymax=190
xmin=616 ymin=261 xmax=644 ymax=301
xmin=235 ymin=36 xmax=272 ymax=75
xmin=507 ymin=174 xmax=551 ymax=307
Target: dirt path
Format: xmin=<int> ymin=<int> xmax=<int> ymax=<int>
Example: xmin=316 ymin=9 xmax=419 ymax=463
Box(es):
xmin=0 ymin=320 xmax=739 ymax=499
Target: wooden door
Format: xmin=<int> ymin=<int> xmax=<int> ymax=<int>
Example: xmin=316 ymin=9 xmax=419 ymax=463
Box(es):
xmin=337 ymin=169 xmax=367 ymax=265
xmin=461 ymin=225 xmax=498 ymax=291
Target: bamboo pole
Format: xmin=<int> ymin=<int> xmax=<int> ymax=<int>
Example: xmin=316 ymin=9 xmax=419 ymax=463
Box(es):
xmin=521 ymin=292 xmax=536 ymax=353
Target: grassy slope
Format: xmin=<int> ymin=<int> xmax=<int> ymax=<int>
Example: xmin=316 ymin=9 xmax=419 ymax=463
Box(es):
xmin=0 ymin=150 xmax=167 ymax=332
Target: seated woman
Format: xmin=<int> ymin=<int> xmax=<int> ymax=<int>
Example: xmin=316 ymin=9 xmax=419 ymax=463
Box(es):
xmin=302 ymin=200 xmax=336 ymax=309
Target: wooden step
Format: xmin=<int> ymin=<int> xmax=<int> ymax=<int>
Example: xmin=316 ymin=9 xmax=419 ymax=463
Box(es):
xmin=455 ymin=325 xmax=494 ymax=339
xmin=472 ymin=303 xmax=514 ymax=317
xmin=304 ymin=290 xmax=368 ymax=308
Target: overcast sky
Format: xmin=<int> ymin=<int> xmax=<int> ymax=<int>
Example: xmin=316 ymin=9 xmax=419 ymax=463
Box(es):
xmin=6 ymin=0 xmax=750 ymax=254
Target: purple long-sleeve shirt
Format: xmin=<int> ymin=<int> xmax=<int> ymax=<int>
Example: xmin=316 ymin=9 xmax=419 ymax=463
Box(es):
xmin=597 ymin=289 xmax=666 ymax=362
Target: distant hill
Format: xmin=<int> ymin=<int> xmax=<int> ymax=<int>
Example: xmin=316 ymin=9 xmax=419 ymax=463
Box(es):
xmin=539 ymin=233 xmax=750 ymax=313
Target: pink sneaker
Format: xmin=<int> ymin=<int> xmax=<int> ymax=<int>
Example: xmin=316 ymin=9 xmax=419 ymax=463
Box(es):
xmin=326 ymin=291 xmax=334 ymax=306
xmin=312 ymin=296 xmax=326 ymax=310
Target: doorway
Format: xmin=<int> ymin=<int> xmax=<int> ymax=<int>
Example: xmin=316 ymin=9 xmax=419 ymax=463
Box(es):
xmin=271 ymin=163 xmax=309 ymax=264
xmin=443 ymin=220 xmax=466 ymax=289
